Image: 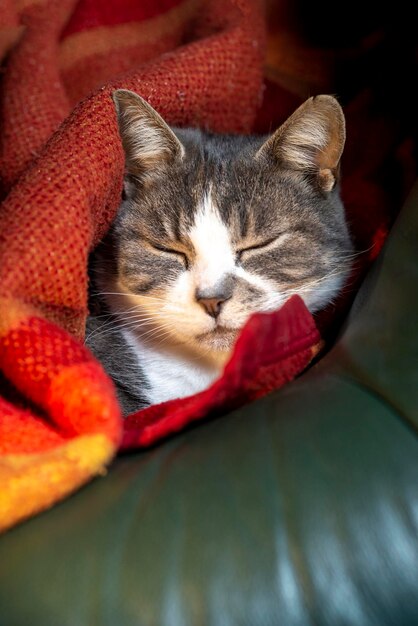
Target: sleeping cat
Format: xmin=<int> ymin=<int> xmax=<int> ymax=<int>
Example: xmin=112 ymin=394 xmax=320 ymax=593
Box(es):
xmin=86 ymin=89 xmax=353 ymax=414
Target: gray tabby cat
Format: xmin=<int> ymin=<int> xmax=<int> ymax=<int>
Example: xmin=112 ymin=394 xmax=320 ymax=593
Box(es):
xmin=86 ymin=89 xmax=352 ymax=414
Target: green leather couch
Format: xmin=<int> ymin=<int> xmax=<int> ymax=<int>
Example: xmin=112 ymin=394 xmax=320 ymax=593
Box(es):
xmin=0 ymin=183 xmax=417 ymax=625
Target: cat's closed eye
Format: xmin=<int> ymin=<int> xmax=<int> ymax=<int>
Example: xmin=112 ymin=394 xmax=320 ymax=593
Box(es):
xmin=236 ymin=234 xmax=287 ymax=261
xmin=150 ymin=242 xmax=189 ymax=269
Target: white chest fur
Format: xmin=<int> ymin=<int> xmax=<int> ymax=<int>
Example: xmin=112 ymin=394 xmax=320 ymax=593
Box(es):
xmin=122 ymin=329 xmax=224 ymax=405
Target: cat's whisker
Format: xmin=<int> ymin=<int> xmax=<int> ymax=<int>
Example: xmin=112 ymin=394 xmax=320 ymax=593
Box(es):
xmin=90 ymin=296 xmax=140 ymax=310
xmin=90 ymin=291 xmax=127 ymax=297
xmin=116 ymin=310 xmax=177 ymax=321
xmin=85 ymin=313 xmax=158 ymax=340
xmin=142 ymin=296 xmax=184 ymax=307
xmin=86 ymin=312 xmax=175 ymax=339
xmin=88 ymin=316 xmax=177 ymax=341
xmin=137 ymin=326 xmax=176 ymax=344
xmin=278 ymin=267 xmax=352 ymax=300
xmin=96 ymin=291 xmax=167 ymax=304
xmin=88 ymin=311 xmax=117 ymax=320
xmin=85 ymin=325 xmax=136 ymax=342
xmin=96 ymin=291 xmax=231 ymax=321
xmin=94 ymin=291 xmax=177 ymax=307
xmin=98 ymin=292 xmax=187 ymax=314
xmin=86 ymin=307 xmax=186 ymax=338
xmin=334 ymin=243 xmax=376 ymax=259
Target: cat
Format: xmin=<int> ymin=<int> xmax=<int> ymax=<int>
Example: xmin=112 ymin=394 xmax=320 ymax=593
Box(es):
xmin=85 ymin=89 xmax=353 ymax=414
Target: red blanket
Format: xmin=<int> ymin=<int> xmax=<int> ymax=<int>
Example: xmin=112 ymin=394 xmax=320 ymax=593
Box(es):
xmin=0 ymin=0 xmax=415 ymax=532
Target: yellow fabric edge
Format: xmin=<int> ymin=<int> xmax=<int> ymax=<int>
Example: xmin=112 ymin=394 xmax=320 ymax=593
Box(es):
xmin=0 ymin=433 xmax=115 ymax=533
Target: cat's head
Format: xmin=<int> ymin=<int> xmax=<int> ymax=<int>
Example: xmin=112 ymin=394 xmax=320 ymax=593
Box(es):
xmin=102 ymin=89 xmax=352 ymax=356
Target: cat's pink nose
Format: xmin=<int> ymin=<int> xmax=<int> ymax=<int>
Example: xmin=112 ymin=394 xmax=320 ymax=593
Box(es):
xmin=197 ymin=297 xmax=225 ymax=319
xmin=196 ymin=279 xmax=234 ymax=318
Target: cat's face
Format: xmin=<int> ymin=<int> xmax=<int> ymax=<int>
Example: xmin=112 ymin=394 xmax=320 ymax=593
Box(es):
xmin=102 ymin=91 xmax=352 ymax=356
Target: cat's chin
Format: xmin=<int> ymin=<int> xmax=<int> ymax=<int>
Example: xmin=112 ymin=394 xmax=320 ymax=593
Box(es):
xmin=195 ymin=326 xmax=238 ymax=352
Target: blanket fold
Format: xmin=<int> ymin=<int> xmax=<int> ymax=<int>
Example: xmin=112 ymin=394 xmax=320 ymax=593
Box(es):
xmin=0 ymin=0 xmax=415 ymax=532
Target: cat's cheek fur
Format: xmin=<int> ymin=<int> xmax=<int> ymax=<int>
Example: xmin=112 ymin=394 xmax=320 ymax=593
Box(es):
xmin=295 ymin=272 xmax=348 ymax=313
xmin=230 ymin=266 xmax=288 ymax=320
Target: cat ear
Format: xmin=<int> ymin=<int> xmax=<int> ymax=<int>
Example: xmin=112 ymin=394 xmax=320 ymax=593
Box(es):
xmin=257 ymin=95 xmax=346 ymax=192
xmin=112 ymin=89 xmax=184 ymax=179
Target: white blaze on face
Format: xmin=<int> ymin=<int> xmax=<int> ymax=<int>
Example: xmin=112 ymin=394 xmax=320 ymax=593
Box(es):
xmin=189 ymin=189 xmax=235 ymax=290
